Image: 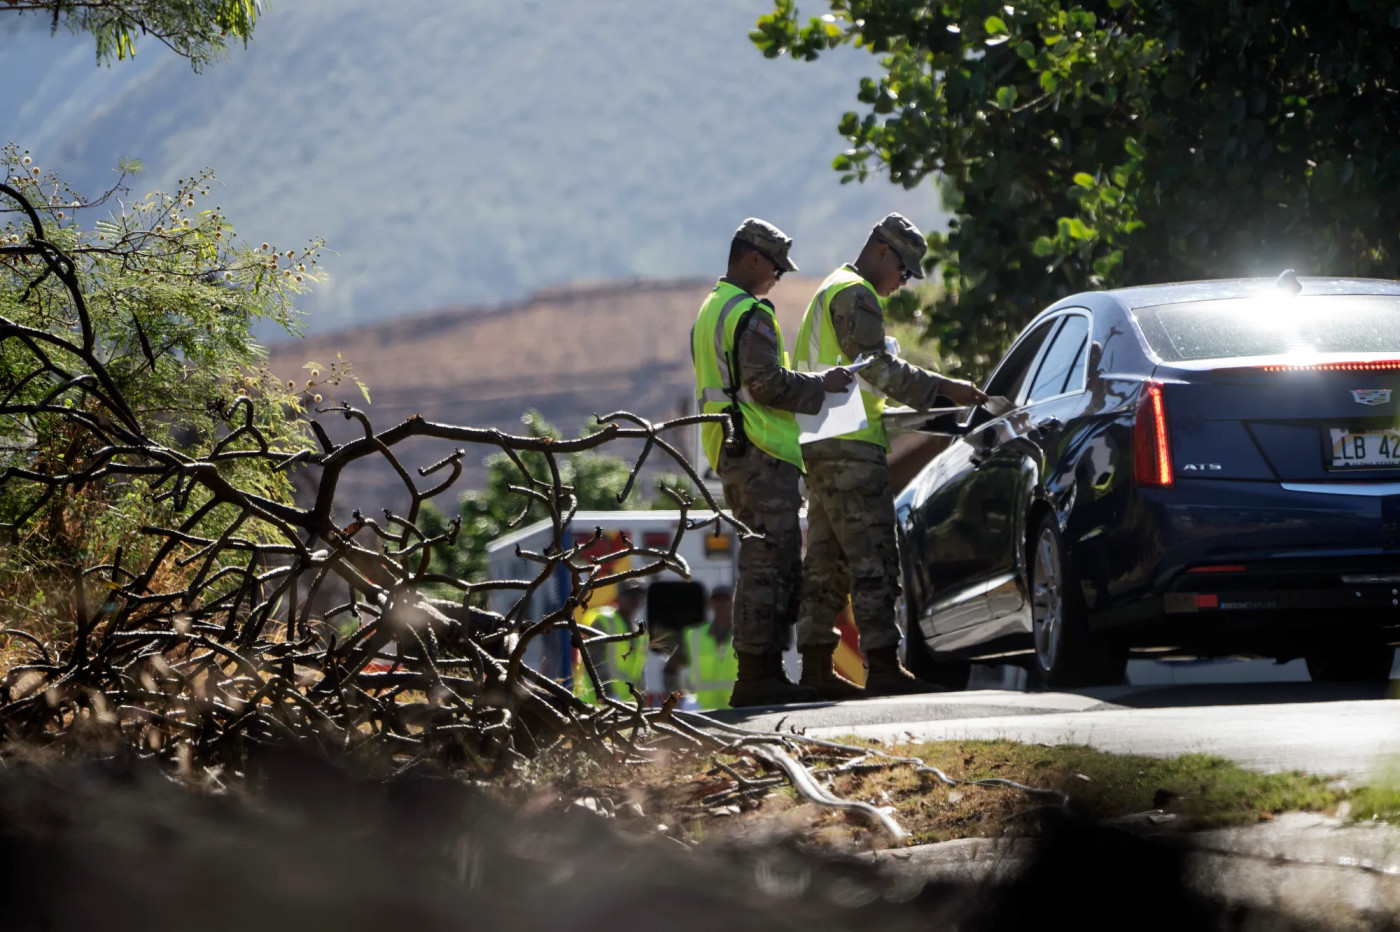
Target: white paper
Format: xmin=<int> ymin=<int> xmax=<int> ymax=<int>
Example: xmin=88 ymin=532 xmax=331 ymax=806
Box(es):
xmin=845 ymin=353 xmax=876 ymax=372
xmin=797 ymin=381 xmax=869 ymax=443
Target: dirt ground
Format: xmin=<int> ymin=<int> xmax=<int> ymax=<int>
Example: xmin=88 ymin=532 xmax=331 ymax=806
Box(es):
xmin=501 ymin=736 xmax=1347 ymax=852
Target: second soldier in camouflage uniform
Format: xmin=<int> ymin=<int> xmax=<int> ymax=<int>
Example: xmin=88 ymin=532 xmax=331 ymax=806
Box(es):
xmin=690 ymin=219 xmax=853 ymax=707
xmin=793 ymin=214 xmax=987 ymax=698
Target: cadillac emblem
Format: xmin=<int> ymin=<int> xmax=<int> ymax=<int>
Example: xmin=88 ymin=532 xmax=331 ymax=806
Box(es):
xmin=1351 ymin=388 xmax=1393 ymax=405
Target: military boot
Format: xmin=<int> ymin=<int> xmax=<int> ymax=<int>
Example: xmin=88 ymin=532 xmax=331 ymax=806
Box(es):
xmin=799 ymin=646 xmax=865 ymax=700
xmin=729 ymin=651 xmax=820 ymax=708
xmin=863 ymin=646 xmax=946 ymax=697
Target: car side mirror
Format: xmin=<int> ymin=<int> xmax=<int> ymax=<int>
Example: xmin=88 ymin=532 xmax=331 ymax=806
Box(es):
xmin=918 ymin=409 xmax=969 ymax=434
xmin=883 ymin=406 xmax=970 ymax=436
xmin=883 ymin=406 xmax=969 ymax=436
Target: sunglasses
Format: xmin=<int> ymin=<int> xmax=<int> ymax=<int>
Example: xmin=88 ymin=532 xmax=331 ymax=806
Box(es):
xmin=762 ymin=251 xmax=787 ymax=279
xmin=898 ymin=265 xmax=915 ymax=284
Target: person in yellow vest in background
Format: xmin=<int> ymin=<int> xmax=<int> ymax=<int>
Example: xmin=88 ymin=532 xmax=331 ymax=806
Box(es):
xmin=794 ymin=213 xmax=988 ymax=698
xmin=691 ymin=218 xmax=854 ymax=707
xmin=574 ymin=579 xmax=647 ymax=703
xmin=682 ymin=584 xmax=739 ymax=710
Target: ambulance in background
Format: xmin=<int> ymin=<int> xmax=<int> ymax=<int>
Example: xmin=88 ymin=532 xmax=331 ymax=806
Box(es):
xmin=485 ymin=510 xmax=867 ymax=707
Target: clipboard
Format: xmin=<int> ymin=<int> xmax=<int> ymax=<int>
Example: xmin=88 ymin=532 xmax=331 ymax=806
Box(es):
xmin=796 ymin=381 xmax=868 ymax=443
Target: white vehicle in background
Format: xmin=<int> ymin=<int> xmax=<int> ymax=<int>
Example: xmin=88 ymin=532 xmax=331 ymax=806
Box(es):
xmin=486 ymin=510 xmax=745 ymax=705
xmin=486 ymin=510 xmax=874 ymax=704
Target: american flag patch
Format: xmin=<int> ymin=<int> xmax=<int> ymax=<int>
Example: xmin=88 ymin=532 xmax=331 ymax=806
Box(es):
xmin=856 ymin=290 xmax=883 ymax=315
xmin=753 ymin=321 xmax=777 ymax=343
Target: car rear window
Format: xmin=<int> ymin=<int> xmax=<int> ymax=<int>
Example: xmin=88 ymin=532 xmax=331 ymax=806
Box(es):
xmin=1133 ymin=295 xmax=1400 ymax=362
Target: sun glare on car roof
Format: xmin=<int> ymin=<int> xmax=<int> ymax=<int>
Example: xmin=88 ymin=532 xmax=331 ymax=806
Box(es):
xmin=1133 ymin=295 xmax=1400 ymax=362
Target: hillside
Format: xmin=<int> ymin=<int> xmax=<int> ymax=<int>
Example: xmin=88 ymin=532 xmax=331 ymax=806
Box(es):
xmin=265 ymin=275 xmax=828 ymax=514
xmin=2 ymin=1 xmax=942 ymax=334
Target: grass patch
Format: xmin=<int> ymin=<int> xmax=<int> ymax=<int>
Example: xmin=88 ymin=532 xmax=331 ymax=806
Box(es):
xmin=1347 ymin=785 xmax=1400 ymax=823
xmin=863 ymin=740 xmax=1343 ymax=845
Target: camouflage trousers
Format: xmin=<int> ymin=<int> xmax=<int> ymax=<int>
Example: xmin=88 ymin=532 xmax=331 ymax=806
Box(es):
xmin=796 ymin=439 xmax=903 ymax=653
xmin=718 ymin=444 xmax=803 ymax=656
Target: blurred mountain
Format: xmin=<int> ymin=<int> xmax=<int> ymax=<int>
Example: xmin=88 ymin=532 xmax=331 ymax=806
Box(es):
xmin=1 ymin=1 xmax=942 ymax=335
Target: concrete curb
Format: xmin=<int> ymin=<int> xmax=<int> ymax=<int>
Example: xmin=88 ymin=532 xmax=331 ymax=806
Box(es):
xmin=868 ymin=813 xmax=1400 ymax=927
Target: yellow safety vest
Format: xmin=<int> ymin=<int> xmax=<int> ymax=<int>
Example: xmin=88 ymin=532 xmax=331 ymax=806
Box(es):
xmin=573 ymin=605 xmax=646 ymax=703
xmin=685 ymin=624 xmax=739 ymax=710
xmin=794 ymin=265 xmax=889 ymax=449
xmin=691 ymin=280 xmax=805 ymax=470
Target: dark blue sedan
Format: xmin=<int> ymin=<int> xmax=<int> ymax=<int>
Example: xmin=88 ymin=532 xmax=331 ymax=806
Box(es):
xmin=893 ymin=274 xmax=1400 ymax=688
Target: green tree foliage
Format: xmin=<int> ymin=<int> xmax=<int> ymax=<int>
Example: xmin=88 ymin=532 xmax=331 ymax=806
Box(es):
xmin=1 ymin=0 xmax=260 ymax=69
xmin=754 ymin=0 xmax=1400 ymax=376
xmin=420 ymin=410 xmax=690 ymax=587
xmin=0 ymin=148 xmax=324 ymax=633
xmin=882 ymin=285 xmax=946 ymax=370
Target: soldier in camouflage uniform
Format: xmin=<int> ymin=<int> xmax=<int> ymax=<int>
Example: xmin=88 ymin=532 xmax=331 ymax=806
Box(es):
xmin=691 ymin=219 xmax=854 ymax=707
xmin=794 ymin=214 xmax=988 ymax=698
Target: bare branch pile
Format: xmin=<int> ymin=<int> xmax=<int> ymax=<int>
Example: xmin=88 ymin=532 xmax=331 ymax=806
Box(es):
xmin=0 ymin=177 xmax=747 ymax=771
xmin=0 ymin=181 xmax=1065 ymax=842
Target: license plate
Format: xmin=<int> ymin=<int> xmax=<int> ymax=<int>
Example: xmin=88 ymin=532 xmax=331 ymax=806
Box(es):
xmin=1328 ymin=427 xmax=1400 ymax=469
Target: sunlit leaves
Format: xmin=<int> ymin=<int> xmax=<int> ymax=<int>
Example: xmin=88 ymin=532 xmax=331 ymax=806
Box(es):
xmin=7 ymin=0 xmax=263 ymax=71
xmin=0 ymin=147 xmax=322 ymax=537
xmin=0 ymin=149 xmax=326 ymax=633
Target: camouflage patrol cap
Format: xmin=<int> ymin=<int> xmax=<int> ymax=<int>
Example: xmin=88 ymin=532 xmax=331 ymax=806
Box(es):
xmin=733 ymin=218 xmax=799 ymax=272
xmin=871 ymin=212 xmax=927 ymax=279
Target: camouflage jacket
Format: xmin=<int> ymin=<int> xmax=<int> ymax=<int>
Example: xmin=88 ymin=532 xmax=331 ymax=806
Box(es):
xmin=727 ymin=289 xmax=825 ymax=417
xmin=828 ymin=281 xmax=946 ymax=411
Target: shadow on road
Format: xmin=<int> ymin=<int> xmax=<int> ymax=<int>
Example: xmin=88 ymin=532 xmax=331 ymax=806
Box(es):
xmin=1000 ymin=656 xmax=1398 ymax=709
xmin=696 ymin=659 xmax=1398 ymax=725
xmin=1081 ymin=679 xmax=1394 ymax=709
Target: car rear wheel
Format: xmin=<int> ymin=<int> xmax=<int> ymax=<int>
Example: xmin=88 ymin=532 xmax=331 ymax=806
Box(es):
xmin=1304 ymin=644 xmax=1395 ymax=683
xmin=897 ymin=591 xmax=970 ymax=690
xmin=1029 ymin=513 xmax=1125 ymax=689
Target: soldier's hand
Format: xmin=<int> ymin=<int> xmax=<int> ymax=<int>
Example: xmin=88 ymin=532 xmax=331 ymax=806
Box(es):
xmin=942 ymin=378 xmax=989 ymax=407
xmin=822 ymin=367 xmax=855 ymax=392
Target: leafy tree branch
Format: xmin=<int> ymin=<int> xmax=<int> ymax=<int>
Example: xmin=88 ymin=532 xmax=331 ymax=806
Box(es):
xmin=1 ymin=0 xmax=262 ymax=69
xmin=755 ymin=0 xmax=1400 ymax=377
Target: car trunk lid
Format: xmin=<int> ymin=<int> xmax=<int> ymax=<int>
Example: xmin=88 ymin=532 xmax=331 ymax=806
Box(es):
xmin=1155 ymin=356 xmax=1400 ymax=482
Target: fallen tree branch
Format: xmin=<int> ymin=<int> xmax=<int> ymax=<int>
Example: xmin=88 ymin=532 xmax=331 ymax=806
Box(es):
xmin=750 ymin=742 xmax=908 ymax=843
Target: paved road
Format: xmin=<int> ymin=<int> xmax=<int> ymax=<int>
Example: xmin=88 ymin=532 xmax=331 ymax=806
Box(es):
xmin=707 ymin=660 xmax=1400 ymax=783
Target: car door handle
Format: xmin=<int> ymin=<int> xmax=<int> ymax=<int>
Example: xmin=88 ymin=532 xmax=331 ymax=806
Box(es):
xmin=1031 ymin=416 xmax=1062 ymax=435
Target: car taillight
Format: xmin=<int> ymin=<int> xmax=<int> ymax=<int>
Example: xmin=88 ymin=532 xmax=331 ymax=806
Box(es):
xmin=1133 ymin=381 xmax=1173 ymax=487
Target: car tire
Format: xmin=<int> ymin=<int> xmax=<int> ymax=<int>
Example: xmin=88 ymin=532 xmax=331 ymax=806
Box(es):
xmin=897 ymin=591 xmax=970 ymax=691
xmin=1028 ymin=513 xmax=1125 ymax=689
xmin=1304 ymin=645 xmax=1394 ymax=683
